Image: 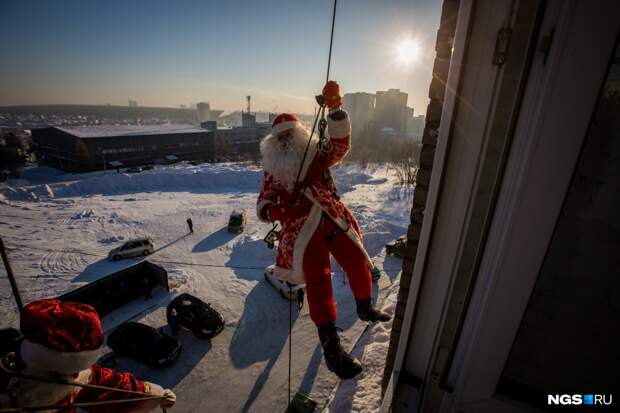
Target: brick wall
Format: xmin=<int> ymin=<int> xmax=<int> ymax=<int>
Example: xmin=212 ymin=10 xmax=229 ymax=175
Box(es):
xmin=381 ymin=0 xmax=460 ymax=393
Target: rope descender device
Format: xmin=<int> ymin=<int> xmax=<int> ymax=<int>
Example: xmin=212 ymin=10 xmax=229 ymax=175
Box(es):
xmin=263 ymin=222 xmax=281 ymax=249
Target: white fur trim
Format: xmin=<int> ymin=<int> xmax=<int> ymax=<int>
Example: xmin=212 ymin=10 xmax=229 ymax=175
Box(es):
xmin=343 ymin=226 xmax=372 ymax=266
xmin=272 ymin=120 xmax=298 ymax=136
xmin=273 ymin=202 xmax=323 ymax=284
xmin=123 ymin=382 xmax=167 ymax=413
xmin=274 ymin=266 xmax=295 ymax=283
xmin=291 ymin=203 xmax=323 ymax=283
xmin=145 ymin=382 xmax=165 ymax=396
xmin=256 ymin=199 xmax=273 ymax=222
xmin=20 ymin=339 xmax=100 ymax=375
xmin=8 ymin=367 xmax=92 ymax=410
xmin=327 ymin=111 xmax=351 ymax=139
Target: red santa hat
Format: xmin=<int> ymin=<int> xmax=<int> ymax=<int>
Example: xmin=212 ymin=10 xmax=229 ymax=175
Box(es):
xmin=271 ymin=113 xmax=300 ymax=136
xmin=19 ymin=299 xmax=103 ymax=375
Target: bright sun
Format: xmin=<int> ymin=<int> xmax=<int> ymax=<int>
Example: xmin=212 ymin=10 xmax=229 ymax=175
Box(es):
xmin=398 ymin=39 xmax=420 ymax=64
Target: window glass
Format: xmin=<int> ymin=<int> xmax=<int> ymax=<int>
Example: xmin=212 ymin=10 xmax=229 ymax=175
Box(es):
xmin=498 ymin=39 xmax=620 ymax=404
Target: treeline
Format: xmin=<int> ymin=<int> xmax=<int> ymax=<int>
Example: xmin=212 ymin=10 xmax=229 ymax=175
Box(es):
xmin=345 ymin=128 xmax=421 ymax=186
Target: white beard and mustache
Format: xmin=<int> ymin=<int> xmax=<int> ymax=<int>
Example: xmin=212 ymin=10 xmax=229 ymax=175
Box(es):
xmin=260 ymin=125 xmax=318 ymax=192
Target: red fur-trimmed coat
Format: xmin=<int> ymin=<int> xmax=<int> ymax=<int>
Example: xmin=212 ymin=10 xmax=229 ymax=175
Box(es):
xmin=257 ymin=111 xmax=371 ymax=284
xmin=3 ymin=364 xmax=165 ymax=413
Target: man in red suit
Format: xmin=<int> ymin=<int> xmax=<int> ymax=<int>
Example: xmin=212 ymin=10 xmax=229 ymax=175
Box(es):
xmin=0 ymin=299 xmax=175 ymax=412
xmin=257 ymin=81 xmax=390 ymax=379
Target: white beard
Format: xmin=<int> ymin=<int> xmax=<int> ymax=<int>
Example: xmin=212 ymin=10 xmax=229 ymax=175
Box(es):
xmin=260 ymin=126 xmax=318 ymax=192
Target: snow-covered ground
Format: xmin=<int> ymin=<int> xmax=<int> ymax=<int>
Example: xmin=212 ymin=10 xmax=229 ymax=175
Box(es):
xmin=0 ymin=162 xmax=412 ymax=412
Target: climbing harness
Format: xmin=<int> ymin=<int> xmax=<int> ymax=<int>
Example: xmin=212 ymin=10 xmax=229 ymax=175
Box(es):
xmin=263 ymin=222 xmax=281 ymax=249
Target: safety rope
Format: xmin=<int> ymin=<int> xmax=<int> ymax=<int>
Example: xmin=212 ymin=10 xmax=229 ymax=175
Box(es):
xmin=288 ymin=284 xmax=292 ymax=407
xmin=7 ymin=244 xmax=404 ymax=274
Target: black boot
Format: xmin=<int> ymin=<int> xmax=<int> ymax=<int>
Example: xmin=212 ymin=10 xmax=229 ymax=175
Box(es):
xmin=356 ymin=298 xmax=391 ymax=322
xmin=318 ymin=322 xmax=362 ymax=380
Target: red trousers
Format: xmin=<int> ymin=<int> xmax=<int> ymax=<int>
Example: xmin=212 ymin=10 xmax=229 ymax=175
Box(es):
xmin=303 ymin=216 xmax=372 ymax=326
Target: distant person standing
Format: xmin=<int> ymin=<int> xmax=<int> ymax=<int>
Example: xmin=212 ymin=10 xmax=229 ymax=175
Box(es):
xmin=186 ymin=217 xmax=194 ymax=234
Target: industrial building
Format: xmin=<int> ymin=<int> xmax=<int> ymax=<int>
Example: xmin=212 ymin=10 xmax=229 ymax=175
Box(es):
xmin=32 ymin=124 xmax=215 ymax=172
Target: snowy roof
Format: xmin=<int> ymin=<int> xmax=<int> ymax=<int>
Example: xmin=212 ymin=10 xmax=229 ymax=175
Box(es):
xmin=54 ymin=124 xmax=207 ymax=138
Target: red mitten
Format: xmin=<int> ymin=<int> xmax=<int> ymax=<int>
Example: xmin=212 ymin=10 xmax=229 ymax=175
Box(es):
xmin=322 ymin=80 xmax=342 ymax=109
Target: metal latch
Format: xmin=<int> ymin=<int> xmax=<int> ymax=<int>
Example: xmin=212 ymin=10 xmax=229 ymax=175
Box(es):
xmin=493 ymin=28 xmax=512 ymax=65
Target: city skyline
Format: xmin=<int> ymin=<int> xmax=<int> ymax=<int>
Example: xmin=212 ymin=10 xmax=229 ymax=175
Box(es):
xmin=0 ymin=0 xmax=442 ymax=115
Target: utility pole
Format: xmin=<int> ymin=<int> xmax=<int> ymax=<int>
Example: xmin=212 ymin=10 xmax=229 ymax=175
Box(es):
xmin=0 ymin=236 xmax=24 ymax=313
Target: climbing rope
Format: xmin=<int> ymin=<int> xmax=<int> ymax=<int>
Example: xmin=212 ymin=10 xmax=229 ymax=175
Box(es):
xmin=285 ymin=2 xmax=339 ymax=410
xmin=5 ymin=244 xmax=405 ymax=274
xmin=288 ymin=284 xmax=292 ymax=406
xmin=292 ymin=0 xmax=338 ymax=198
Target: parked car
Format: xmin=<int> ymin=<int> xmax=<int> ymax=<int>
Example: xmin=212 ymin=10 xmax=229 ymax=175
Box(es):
xmin=228 ymin=210 xmax=246 ymax=233
xmin=141 ymin=165 xmax=154 ymax=171
xmin=166 ymin=293 xmax=225 ymax=339
xmin=385 ymin=235 xmax=407 ymax=258
xmin=125 ymin=166 xmax=142 ymax=173
xmin=108 ymin=238 xmax=154 ymax=260
xmin=264 ymin=264 xmax=306 ymax=301
xmin=107 ymin=322 xmax=181 ymax=368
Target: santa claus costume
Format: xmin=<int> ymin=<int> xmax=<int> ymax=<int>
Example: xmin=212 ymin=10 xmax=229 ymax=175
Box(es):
xmin=0 ymin=299 xmax=175 ymax=412
xmin=257 ymin=81 xmax=390 ymax=379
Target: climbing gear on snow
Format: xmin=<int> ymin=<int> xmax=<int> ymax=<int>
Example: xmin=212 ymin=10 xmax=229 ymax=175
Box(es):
xmin=356 ymin=298 xmax=391 ymax=322
xmin=285 ymin=392 xmax=318 ymax=413
xmin=317 ymin=322 xmax=362 ymax=380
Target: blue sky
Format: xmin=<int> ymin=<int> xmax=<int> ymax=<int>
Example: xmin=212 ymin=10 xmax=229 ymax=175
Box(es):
xmin=0 ymin=0 xmax=442 ymax=114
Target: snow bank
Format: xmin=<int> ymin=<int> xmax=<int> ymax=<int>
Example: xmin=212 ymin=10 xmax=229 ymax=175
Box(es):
xmin=0 ymin=164 xmax=263 ymax=201
xmin=326 ymin=277 xmax=401 ymax=413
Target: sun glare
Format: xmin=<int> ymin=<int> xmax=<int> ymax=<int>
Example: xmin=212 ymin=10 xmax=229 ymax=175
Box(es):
xmin=398 ymin=39 xmax=420 ymax=64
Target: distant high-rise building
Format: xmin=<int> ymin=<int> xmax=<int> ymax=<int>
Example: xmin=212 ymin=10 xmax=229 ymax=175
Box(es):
xmin=197 ymin=102 xmax=211 ymax=122
xmin=196 ymin=101 xmax=224 ymax=123
xmin=343 ymin=92 xmax=375 ymax=138
xmin=374 ymin=89 xmax=408 ymax=134
xmin=128 ymin=100 xmax=138 ymax=107
xmin=408 ymin=115 xmax=425 ymax=142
